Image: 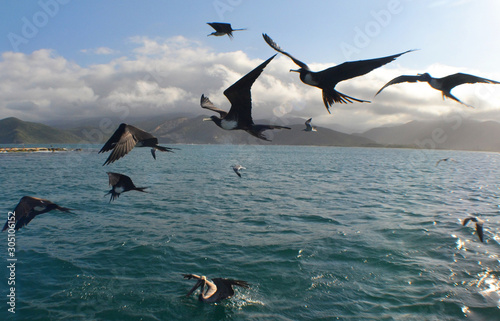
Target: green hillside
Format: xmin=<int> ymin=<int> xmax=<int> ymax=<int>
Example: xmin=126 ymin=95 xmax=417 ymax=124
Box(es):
xmin=0 ymin=117 xmax=82 ymax=144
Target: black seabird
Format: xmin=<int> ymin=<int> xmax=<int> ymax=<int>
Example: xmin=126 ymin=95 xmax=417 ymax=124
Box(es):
xmin=106 ymin=172 xmax=147 ymax=202
xmin=263 ymin=33 xmax=413 ymax=113
xmin=232 ymin=165 xmax=246 ymax=177
xmin=462 ymin=217 xmax=484 ymax=242
xmin=207 ymin=22 xmax=246 ymax=38
xmin=183 ymin=274 xmax=250 ymax=303
xmin=2 ymin=196 xmax=72 ymax=231
xmin=376 ymin=72 xmax=500 ymax=107
xmin=304 ymin=118 xmax=317 ymax=132
xmin=436 ymin=158 xmax=456 ymax=166
xmin=201 ymin=54 xmax=291 ymax=141
xmin=99 ymin=123 xmax=175 ymax=166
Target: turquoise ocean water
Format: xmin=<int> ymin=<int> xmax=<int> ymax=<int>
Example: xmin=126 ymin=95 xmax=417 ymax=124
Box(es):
xmin=1 ymin=144 xmax=499 ymax=320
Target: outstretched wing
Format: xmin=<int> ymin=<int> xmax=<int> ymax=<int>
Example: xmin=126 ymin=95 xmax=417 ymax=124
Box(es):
xmin=223 ymin=54 xmax=276 ymax=126
xmin=101 ymin=125 xmax=140 ymax=166
xmin=107 ymin=172 xmax=122 ymax=186
xmin=305 ymin=118 xmax=313 ymax=128
xmin=376 ymin=74 xmax=423 ymax=96
xmin=99 ymin=123 xmax=127 ymax=153
xmin=2 ymin=196 xmax=32 ymax=231
xmin=262 ymin=34 xmax=309 ymax=70
xmin=441 ymin=72 xmax=500 ymax=92
xmin=320 ymin=50 xmax=414 ymax=87
xmin=200 ymin=95 xmax=228 ymax=118
xmin=208 ymin=22 xmax=231 ymax=32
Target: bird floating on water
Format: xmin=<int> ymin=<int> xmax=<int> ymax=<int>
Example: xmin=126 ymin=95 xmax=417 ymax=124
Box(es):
xmin=99 ymin=123 xmax=175 ymax=166
xmin=304 ymin=118 xmax=317 ymax=132
xmin=183 ymin=273 xmax=250 ymax=303
xmin=201 ymin=54 xmax=291 ymax=140
xmin=262 ymin=33 xmax=413 ymax=113
xmin=232 ymin=165 xmax=246 ymax=177
xmin=207 ymin=22 xmax=246 ymax=39
xmin=462 ymin=216 xmax=484 ymax=242
xmin=106 ymin=172 xmax=147 ymax=202
xmin=436 ymin=158 xmax=456 ymax=166
xmin=375 ymin=72 xmax=500 ymax=108
xmin=2 ymin=196 xmax=72 ymax=231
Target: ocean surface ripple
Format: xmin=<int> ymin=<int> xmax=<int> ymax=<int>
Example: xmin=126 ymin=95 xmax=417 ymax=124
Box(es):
xmin=1 ymin=145 xmax=499 ymax=320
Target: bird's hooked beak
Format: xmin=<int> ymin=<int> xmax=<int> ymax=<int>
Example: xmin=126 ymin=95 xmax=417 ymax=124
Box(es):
xmin=203 ymin=117 xmax=213 ymax=122
xmin=186 ymin=279 xmax=204 ymax=297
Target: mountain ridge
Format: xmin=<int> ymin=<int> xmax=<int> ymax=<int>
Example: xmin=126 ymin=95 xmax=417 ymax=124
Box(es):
xmin=2 ymin=116 xmax=500 ymax=152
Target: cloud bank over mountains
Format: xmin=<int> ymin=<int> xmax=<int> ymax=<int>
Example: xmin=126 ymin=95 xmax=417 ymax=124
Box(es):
xmin=1 ymin=36 xmax=500 ymax=132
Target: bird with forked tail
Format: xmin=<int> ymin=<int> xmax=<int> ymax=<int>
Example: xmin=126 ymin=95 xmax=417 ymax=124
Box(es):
xmin=106 ymin=172 xmax=147 ymax=202
xmin=99 ymin=123 xmax=176 ymax=166
xmin=201 ymin=54 xmax=290 ymax=141
xmin=2 ymin=196 xmax=72 ymax=231
xmin=375 ymin=72 xmax=500 ymax=108
xmin=207 ymin=22 xmax=246 ymax=38
xmin=262 ymin=33 xmax=414 ymax=113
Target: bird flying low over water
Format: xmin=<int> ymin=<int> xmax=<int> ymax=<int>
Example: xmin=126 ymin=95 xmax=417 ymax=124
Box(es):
xmin=232 ymin=165 xmax=246 ymax=177
xmin=183 ymin=274 xmax=250 ymax=303
xmin=207 ymin=22 xmax=246 ymax=38
xmin=262 ymin=33 xmax=414 ymax=113
xmin=201 ymin=54 xmax=291 ymax=141
xmin=2 ymin=196 xmax=72 ymax=231
xmin=436 ymin=158 xmax=456 ymax=166
xmin=304 ymin=118 xmax=317 ymax=132
xmin=106 ymin=172 xmax=147 ymax=202
xmin=375 ymin=72 xmax=500 ymax=107
xmin=99 ymin=123 xmax=175 ymax=166
xmin=462 ymin=216 xmax=484 ymax=242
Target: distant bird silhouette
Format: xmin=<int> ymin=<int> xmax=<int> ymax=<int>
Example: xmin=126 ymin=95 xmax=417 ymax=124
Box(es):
xmin=375 ymin=72 xmax=500 ymax=107
xmin=201 ymin=54 xmax=291 ymax=140
xmin=436 ymin=158 xmax=456 ymax=166
xmin=304 ymin=118 xmax=317 ymax=132
xmin=462 ymin=216 xmax=484 ymax=242
xmin=106 ymin=172 xmax=147 ymax=202
xmin=263 ymin=33 xmax=413 ymax=113
xmin=183 ymin=274 xmax=249 ymax=303
xmin=2 ymin=196 xmax=71 ymax=231
xmin=99 ymin=123 xmax=175 ymax=166
xmin=207 ymin=22 xmax=246 ymax=38
xmin=232 ymin=165 xmax=246 ymax=177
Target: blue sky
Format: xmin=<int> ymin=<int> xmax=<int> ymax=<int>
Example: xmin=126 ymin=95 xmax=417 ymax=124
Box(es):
xmin=1 ymin=0 xmax=500 ymax=132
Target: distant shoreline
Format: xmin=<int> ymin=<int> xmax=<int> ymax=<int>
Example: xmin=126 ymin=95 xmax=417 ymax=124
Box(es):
xmin=0 ymin=147 xmax=81 ymax=153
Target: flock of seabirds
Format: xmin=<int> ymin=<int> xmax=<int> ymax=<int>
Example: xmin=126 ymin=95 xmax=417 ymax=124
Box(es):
xmin=2 ymin=22 xmax=497 ymax=302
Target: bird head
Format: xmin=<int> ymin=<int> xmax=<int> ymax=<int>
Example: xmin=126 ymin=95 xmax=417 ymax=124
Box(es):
xmin=203 ymin=116 xmax=217 ymax=122
xmin=290 ymin=68 xmax=305 ymax=74
xmin=417 ymin=73 xmax=431 ymax=80
xmin=203 ymin=116 xmax=222 ymax=126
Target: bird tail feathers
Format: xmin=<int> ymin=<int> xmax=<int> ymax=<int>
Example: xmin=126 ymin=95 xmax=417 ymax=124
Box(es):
xmin=247 ymin=125 xmax=291 ymax=141
xmin=322 ymin=89 xmax=370 ymax=113
xmin=156 ymin=146 xmax=175 ymax=152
